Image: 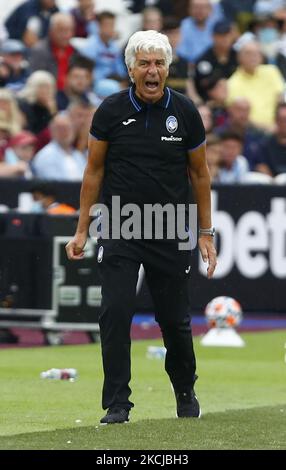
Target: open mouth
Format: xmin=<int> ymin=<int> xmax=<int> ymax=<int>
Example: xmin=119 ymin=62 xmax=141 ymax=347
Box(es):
xmin=145 ymin=81 xmax=159 ymax=90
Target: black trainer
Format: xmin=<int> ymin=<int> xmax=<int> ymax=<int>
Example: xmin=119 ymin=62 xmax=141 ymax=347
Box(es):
xmin=100 ymin=407 xmax=130 ymax=425
xmin=175 ymin=390 xmax=201 ymax=418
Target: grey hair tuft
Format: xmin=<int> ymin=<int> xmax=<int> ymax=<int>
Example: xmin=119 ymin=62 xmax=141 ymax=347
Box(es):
xmin=125 ymin=30 xmax=172 ymax=80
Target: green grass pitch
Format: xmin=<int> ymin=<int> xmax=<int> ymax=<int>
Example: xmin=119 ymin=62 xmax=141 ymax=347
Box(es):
xmin=0 ymin=330 xmax=285 ymax=450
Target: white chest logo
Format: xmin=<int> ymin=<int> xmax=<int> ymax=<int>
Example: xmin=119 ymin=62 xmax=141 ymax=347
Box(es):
xmin=166 ymin=115 xmax=178 ymax=133
xmin=123 ymin=118 xmax=136 ymax=126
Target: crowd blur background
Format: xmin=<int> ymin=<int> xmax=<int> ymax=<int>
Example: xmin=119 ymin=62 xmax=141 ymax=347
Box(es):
xmin=1 ymin=0 xmax=286 ymax=213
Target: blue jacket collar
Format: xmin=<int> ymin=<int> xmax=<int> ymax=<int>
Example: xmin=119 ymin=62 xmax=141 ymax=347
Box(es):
xmin=129 ymin=85 xmax=171 ymax=111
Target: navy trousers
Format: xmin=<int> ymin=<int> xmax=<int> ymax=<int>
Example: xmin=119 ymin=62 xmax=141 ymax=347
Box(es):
xmin=96 ymin=238 xmax=197 ymax=410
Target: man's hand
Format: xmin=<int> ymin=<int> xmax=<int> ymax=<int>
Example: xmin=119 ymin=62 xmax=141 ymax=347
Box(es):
xmin=198 ymin=235 xmax=217 ymax=279
xmin=65 ymin=234 xmax=87 ymax=260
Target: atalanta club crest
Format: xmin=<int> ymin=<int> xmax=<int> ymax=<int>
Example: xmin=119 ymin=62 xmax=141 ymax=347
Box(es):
xmin=166 ymin=115 xmax=178 ymax=133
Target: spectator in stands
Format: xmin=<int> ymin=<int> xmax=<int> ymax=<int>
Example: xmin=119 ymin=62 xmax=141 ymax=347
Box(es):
xmin=142 ymin=7 xmax=163 ymax=31
xmin=0 ymin=88 xmax=23 ymax=136
xmin=3 ymin=130 xmax=37 ymax=179
xmin=0 ymin=118 xmax=12 ymax=162
xmin=0 ymin=40 xmax=29 ymax=92
xmin=0 ymin=124 xmax=35 ymax=179
xmin=252 ymin=13 xmax=281 ymax=63
xmin=227 ymin=40 xmax=284 ymax=130
xmin=276 ymin=38 xmax=286 ymax=80
xmin=29 ymin=13 xmax=76 ymax=90
xmin=221 ymin=0 xmax=256 ymax=32
xmin=176 ymin=0 xmax=224 ymax=64
xmin=0 ymin=61 xmax=11 ymax=89
xmin=73 ymin=11 xmax=127 ymax=82
xmin=205 ymin=77 xmax=228 ymax=128
xmin=56 ymin=56 xmax=99 ymax=110
xmin=256 ymin=102 xmax=286 ymax=176
xmin=194 ymin=19 xmax=237 ymax=100
xmin=94 ymin=78 xmax=122 ymax=104
xmin=197 ymin=103 xmax=214 ymax=135
xmin=206 ymin=133 xmax=222 ymax=182
xmin=215 ymin=97 xmax=266 ymax=170
xmin=5 ymin=0 xmax=58 ymax=47
xmin=67 ymin=99 xmax=95 ymax=153
xmin=162 ymin=17 xmax=189 ymax=94
xmin=274 ymin=16 xmax=286 ymax=79
xmin=32 ymin=113 xmax=86 ymax=180
xmin=17 ymin=71 xmax=57 ymax=135
xmin=70 ymin=0 xmax=98 ymax=38
xmin=216 ymin=130 xmax=250 ymax=183
xmin=30 ymin=183 xmax=77 ymax=214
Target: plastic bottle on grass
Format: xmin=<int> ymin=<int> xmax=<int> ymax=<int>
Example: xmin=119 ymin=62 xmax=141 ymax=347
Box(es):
xmin=40 ymin=368 xmax=78 ymax=380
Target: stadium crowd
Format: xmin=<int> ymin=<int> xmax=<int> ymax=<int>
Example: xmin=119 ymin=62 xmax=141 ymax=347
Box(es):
xmin=1 ymin=0 xmax=286 ymax=204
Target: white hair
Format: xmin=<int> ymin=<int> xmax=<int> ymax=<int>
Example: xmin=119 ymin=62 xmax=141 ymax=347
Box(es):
xmin=0 ymin=88 xmax=22 ymax=135
xmin=18 ymin=71 xmax=56 ymax=104
xmin=125 ymin=30 xmax=172 ymax=79
xmin=49 ymin=12 xmax=74 ymax=29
